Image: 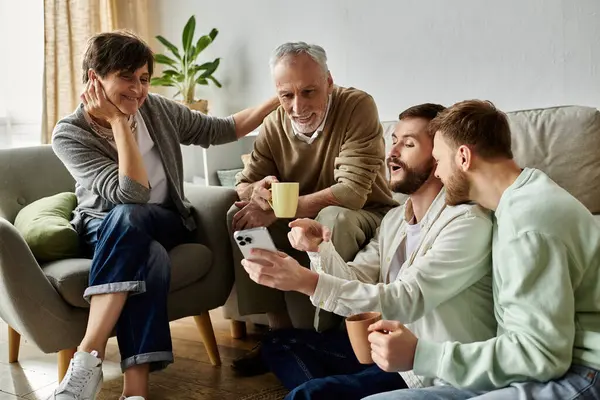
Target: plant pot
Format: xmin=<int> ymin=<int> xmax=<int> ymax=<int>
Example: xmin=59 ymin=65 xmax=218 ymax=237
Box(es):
xmin=186 ymin=99 xmax=209 ymax=114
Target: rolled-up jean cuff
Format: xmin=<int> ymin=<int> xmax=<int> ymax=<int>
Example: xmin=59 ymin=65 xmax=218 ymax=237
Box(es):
xmin=83 ymin=281 xmax=146 ymax=303
xmin=121 ymin=351 xmax=174 ymax=372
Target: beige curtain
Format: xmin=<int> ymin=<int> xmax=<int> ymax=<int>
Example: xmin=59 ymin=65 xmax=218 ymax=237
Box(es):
xmin=42 ymin=0 xmax=149 ymax=143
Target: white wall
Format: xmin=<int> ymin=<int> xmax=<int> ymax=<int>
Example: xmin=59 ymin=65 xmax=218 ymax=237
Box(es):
xmin=148 ymin=0 xmax=600 ymax=181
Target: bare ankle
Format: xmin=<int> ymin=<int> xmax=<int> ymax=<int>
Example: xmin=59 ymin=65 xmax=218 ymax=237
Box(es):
xmin=79 ymin=339 xmax=106 ymax=360
xmin=123 ymin=363 xmax=150 ymax=398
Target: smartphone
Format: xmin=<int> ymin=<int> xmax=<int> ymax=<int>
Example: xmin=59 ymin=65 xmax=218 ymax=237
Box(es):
xmin=233 ymin=227 xmax=278 ymax=260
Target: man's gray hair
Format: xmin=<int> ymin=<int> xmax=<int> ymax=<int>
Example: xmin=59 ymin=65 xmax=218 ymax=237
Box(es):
xmin=269 ymin=42 xmax=329 ymax=74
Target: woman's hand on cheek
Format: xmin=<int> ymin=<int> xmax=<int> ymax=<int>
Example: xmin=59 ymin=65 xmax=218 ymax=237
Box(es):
xmin=81 ymin=77 xmax=126 ymax=126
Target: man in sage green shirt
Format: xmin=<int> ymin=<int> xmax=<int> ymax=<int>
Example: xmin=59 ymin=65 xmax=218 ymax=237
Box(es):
xmin=364 ymin=100 xmax=600 ymax=399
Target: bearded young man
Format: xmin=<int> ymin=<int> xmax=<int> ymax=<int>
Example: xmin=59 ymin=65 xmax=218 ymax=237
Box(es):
xmin=241 ymin=104 xmax=498 ymax=400
xmin=364 ymin=100 xmax=600 ymax=400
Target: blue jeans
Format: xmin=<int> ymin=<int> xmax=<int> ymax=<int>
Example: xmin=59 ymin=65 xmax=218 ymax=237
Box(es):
xmin=261 ymin=329 xmax=407 ymax=400
xmin=364 ymin=365 xmax=600 ymax=400
xmin=82 ymin=204 xmax=189 ymax=372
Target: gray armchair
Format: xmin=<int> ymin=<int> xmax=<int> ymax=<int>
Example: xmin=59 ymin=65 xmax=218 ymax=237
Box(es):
xmin=0 ymin=145 xmax=238 ymax=380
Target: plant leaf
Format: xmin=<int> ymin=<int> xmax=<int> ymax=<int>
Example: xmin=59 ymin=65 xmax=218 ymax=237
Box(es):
xmin=196 ymin=77 xmax=209 ymax=85
xmin=208 ymin=76 xmax=222 ymax=88
xmin=209 ymin=28 xmax=218 ymax=41
xmin=199 ymin=58 xmax=220 ymax=79
xmin=155 ymin=35 xmax=181 ymax=60
xmin=159 ymin=71 xmax=185 ymax=82
xmin=154 ymin=54 xmax=177 ymax=66
xmin=182 ymin=15 xmax=196 ymax=56
xmin=187 ymin=45 xmax=196 ymax=63
xmin=193 ymin=35 xmax=212 ymax=59
xmin=150 ymin=77 xmax=175 ymax=87
xmin=194 ymin=62 xmax=213 ymax=71
xmin=187 ymin=62 xmax=211 ymax=78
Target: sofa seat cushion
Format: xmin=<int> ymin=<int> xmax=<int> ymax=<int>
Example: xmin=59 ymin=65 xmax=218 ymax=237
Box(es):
xmin=43 ymin=243 xmax=213 ymax=308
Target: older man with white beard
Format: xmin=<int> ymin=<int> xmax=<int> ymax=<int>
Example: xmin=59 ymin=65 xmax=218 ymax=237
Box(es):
xmin=241 ymin=104 xmax=498 ymax=400
xmin=227 ymin=42 xmax=397 ymax=375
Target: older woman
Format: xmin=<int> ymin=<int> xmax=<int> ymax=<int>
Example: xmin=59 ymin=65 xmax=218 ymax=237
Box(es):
xmin=50 ymin=30 xmax=278 ymax=400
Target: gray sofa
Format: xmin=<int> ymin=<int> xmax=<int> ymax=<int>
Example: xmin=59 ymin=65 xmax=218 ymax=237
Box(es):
xmin=0 ymin=145 xmax=238 ymax=380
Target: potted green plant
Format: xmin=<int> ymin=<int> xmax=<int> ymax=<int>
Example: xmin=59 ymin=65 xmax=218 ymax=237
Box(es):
xmin=150 ymin=15 xmax=221 ymax=114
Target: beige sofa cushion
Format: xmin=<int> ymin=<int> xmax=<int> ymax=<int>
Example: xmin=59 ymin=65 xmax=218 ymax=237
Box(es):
xmin=506 ymin=106 xmax=600 ymax=213
xmin=43 ymin=243 xmax=213 ymax=308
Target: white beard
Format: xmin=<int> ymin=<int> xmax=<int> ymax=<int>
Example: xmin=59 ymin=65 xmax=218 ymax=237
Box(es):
xmin=291 ymin=120 xmax=319 ymax=134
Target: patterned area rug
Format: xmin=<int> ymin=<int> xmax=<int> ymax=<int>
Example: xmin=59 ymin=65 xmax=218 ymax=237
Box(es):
xmin=237 ymin=386 xmax=289 ymax=400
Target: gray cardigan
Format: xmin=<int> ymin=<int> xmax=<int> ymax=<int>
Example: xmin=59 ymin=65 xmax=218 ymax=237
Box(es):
xmin=52 ymin=93 xmax=236 ymax=232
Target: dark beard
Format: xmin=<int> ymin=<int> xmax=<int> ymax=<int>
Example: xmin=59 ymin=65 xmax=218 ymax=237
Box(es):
xmin=445 ymin=168 xmax=471 ymax=206
xmin=388 ymin=157 xmax=435 ymax=195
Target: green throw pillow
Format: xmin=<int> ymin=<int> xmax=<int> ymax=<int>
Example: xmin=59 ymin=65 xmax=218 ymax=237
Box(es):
xmin=14 ymin=192 xmax=80 ymax=262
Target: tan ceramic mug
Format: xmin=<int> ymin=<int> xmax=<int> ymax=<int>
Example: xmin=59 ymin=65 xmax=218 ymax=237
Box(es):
xmin=345 ymin=311 xmax=382 ymax=364
xmin=268 ymin=182 xmax=299 ymax=218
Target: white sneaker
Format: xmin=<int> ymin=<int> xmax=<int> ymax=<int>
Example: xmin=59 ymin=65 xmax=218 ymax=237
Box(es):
xmin=119 ymin=397 xmax=145 ymax=400
xmin=50 ymin=350 xmax=103 ymax=400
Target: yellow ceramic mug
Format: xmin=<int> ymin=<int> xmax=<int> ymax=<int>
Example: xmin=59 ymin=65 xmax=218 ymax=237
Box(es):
xmin=268 ymin=182 xmax=299 ymax=218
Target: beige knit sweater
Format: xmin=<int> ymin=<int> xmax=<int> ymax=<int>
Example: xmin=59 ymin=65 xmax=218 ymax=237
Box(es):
xmin=236 ymin=86 xmax=397 ymax=211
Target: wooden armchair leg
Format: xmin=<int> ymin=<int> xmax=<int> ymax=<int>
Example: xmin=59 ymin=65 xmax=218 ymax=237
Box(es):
xmin=194 ymin=312 xmax=221 ymax=366
xmin=8 ymin=326 xmax=21 ymax=363
xmin=230 ymin=320 xmax=247 ymax=339
xmin=58 ymin=347 xmax=77 ymax=382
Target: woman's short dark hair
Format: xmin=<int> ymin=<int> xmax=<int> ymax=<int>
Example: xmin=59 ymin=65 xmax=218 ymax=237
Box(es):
xmin=82 ymin=30 xmax=154 ymax=83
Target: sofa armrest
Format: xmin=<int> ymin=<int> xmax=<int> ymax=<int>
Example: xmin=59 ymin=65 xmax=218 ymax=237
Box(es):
xmin=184 ymin=183 xmax=238 ymax=269
xmin=0 ymin=217 xmax=86 ymax=352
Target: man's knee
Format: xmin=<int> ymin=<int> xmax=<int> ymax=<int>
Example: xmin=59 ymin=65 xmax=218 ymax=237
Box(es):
xmin=315 ymin=206 xmax=357 ymax=230
xmin=315 ymin=206 xmax=368 ymax=262
xmin=315 ymin=206 xmax=366 ymax=243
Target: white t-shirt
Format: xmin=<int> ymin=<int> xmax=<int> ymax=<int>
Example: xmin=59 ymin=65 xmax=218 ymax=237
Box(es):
xmin=135 ymin=112 xmax=169 ymax=204
xmin=388 ymin=219 xmax=422 ymax=282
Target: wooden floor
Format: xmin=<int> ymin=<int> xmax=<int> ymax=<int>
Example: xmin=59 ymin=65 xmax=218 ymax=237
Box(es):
xmin=0 ymin=309 xmax=287 ymax=399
